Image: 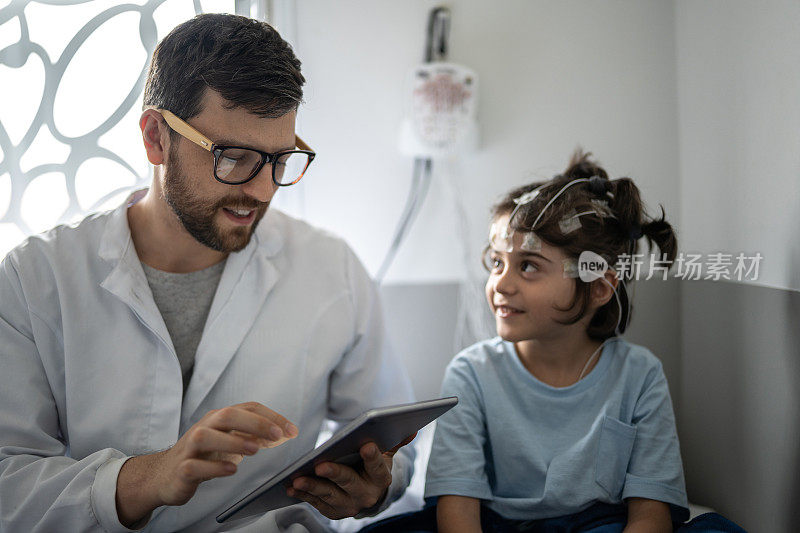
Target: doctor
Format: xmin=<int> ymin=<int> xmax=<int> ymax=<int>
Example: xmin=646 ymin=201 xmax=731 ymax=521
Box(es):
xmin=0 ymin=13 xmax=414 ymax=532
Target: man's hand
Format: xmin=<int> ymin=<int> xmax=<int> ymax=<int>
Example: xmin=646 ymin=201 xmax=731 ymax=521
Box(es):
xmin=287 ymin=433 xmax=416 ymax=520
xmin=116 ymin=402 xmax=297 ymax=528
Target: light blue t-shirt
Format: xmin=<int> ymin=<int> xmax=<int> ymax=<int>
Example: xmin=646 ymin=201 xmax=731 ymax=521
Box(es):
xmin=424 ymin=337 xmax=689 ymax=521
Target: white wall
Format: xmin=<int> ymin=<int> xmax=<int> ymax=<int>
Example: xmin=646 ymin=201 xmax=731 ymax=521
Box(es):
xmin=676 ymin=0 xmax=800 ymax=292
xmin=289 ymin=0 xmax=680 ymax=284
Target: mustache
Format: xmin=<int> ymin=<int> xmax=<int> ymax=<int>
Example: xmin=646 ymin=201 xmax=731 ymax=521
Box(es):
xmin=213 ymin=197 xmax=269 ymax=211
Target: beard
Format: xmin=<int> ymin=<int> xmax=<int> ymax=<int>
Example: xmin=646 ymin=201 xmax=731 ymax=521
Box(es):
xmin=162 ymin=144 xmax=269 ymax=253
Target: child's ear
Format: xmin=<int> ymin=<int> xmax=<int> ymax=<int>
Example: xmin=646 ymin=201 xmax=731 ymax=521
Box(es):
xmin=590 ymin=270 xmax=619 ymax=308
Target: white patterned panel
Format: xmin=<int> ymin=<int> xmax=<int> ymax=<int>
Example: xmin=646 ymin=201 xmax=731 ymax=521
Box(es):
xmin=0 ymin=0 xmax=242 ymax=258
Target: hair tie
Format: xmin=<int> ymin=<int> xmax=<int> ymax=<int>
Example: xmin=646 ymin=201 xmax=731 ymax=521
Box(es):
xmin=629 ymin=224 xmax=643 ymax=241
xmin=587 ymin=175 xmax=609 ymax=196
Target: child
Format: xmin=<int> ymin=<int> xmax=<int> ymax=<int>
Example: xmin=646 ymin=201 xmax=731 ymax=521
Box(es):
xmin=421 ymin=151 xmax=731 ymax=533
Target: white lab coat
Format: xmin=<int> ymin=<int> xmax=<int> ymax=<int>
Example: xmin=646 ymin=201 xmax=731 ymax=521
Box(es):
xmin=0 ymin=199 xmax=415 ymax=532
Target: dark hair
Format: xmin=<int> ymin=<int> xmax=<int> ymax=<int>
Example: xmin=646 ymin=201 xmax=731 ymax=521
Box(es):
xmin=143 ymin=13 xmax=305 ymax=133
xmin=489 ymin=149 xmax=678 ymax=340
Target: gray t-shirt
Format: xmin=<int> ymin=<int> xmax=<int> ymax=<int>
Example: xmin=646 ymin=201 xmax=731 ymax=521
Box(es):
xmin=141 ymin=260 xmax=226 ymax=393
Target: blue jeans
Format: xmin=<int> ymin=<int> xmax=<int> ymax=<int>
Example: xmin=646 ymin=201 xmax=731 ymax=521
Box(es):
xmin=357 ymin=501 xmax=748 ymax=533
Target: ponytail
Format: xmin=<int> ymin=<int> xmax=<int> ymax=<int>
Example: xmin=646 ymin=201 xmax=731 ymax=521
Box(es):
xmin=642 ymin=206 xmax=677 ymax=263
xmin=611 ymin=178 xmax=677 ymax=263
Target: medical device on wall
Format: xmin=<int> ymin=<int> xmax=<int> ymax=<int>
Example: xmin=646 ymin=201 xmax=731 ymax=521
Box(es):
xmin=398 ymin=62 xmax=479 ymax=158
xmin=377 ymin=6 xmax=481 ymax=281
xmin=377 ymin=7 xmax=491 ymax=353
xmin=398 ymin=6 xmax=478 ymax=158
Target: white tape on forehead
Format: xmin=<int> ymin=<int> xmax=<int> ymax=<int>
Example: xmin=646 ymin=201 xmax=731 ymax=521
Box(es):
xmin=563 ymin=258 xmax=579 ymax=278
xmin=520 ymin=232 xmax=542 ymax=252
xmin=490 ymin=222 xmax=513 ymax=252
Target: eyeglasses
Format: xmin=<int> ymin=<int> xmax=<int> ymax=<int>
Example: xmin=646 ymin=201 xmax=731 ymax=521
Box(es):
xmin=154 ymin=108 xmax=315 ymax=186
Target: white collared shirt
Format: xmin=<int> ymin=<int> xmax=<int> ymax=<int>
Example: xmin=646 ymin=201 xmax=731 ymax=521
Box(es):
xmin=0 ymin=197 xmax=415 ymax=532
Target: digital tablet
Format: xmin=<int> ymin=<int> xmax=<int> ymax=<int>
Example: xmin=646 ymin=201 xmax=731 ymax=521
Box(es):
xmin=216 ymin=396 xmax=458 ymax=523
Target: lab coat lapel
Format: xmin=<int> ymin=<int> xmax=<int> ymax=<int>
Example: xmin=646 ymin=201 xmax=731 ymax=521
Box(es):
xmin=181 ymin=226 xmax=282 ymax=425
xmin=98 ymin=201 xmax=175 ymax=354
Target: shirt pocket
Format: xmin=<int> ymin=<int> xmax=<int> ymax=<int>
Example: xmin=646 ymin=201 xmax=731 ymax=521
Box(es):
xmin=594 ymin=415 xmax=637 ymax=499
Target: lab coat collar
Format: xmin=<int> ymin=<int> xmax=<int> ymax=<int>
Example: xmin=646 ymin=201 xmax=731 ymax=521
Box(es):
xmin=98 ymin=193 xmax=175 ymax=358
xmin=98 ymin=191 xmax=285 ymax=427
